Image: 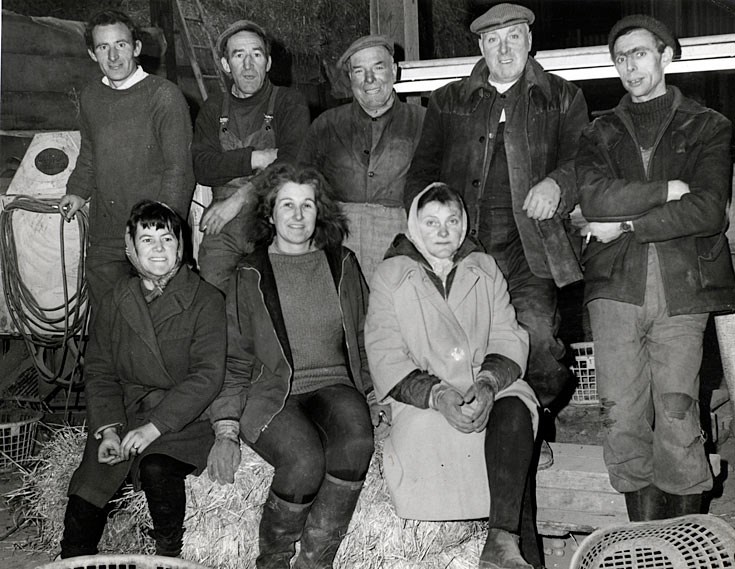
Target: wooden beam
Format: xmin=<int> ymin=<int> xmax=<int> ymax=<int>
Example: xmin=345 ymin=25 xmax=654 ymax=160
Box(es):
xmin=370 ymin=0 xmax=420 ymax=61
xmin=150 ymin=0 xmax=178 ymax=83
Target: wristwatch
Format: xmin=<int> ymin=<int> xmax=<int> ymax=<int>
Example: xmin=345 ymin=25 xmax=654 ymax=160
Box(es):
xmin=620 ymin=220 xmax=634 ymax=233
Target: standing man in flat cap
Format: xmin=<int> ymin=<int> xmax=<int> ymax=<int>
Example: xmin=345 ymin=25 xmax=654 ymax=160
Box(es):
xmin=578 ymin=15 xmax=735 ymax=522
xmin=192 ymin=20 xmax=310 ymax=292
xmin=406 ymin=6 xmax=587 ymax=565
xmin=299 ymin=35 xmax=425 ymax=283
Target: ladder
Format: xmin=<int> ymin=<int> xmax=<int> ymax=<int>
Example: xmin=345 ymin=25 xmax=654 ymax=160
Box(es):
xmin=173 ymin=0 xmax=227 ymax=100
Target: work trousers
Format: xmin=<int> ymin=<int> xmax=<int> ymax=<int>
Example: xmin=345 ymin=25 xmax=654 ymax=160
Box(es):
xmin=478 ymin=209 xmax=572 ymax=409
xmin=588 ymin=247 xmax=711 ymax=495
xmin=249 ymin=384 xmax=374 ymax=504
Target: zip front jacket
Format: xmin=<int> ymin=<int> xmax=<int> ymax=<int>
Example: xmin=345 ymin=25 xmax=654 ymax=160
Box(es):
xmin=209 ymin=245 xmax=373 ymax=443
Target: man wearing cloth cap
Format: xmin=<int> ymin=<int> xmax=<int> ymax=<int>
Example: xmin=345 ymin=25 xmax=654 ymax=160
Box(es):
xmin=298 ymin=35 xmax=424 ymax=283
xmin=406 ymin=7 xmax=587 ymax=564
xmin=192 ymin=20 xmax=310 ymax=292
xmin=578 ymin=15 xmax=735 ymax=521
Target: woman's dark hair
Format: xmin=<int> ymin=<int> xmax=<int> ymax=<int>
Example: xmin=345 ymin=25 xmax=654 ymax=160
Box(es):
xmin=84 ymin=9 xmax=140 ymax=51
xmin=249 ymin=162 xmax=349 ymax=250
xmin=416 ymin=183 xmax=465 ymax=213
xmin=127 ymin=200 xmax=183 ymax=243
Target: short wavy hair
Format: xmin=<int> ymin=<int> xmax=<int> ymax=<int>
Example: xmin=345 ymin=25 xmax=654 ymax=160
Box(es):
xmin=85 ymin=9 xmax=140 ymax=51
xmin=126 ymin=200 xmax=183 ymax=243
xmin=248 ymin=162 xmax=349 ymax=250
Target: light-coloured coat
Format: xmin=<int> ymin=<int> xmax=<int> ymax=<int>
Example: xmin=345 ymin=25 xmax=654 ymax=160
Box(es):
xmin=365 ymin=245 xmax=538 ymax=520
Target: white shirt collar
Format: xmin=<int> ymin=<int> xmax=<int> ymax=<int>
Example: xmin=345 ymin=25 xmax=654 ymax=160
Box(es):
xmin=102 ymin=66 xmax=149 ymax=90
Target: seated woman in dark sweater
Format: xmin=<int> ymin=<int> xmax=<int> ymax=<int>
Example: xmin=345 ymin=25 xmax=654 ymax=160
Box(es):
xmin=60 ymin=200 xmax=226 ymax=559
xmin=207 ymin=162 xmax=386 ymax=569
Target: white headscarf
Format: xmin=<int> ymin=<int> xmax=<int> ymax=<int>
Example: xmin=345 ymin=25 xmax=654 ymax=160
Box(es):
xmin=406 ymin=182 xmax=469 ymax=283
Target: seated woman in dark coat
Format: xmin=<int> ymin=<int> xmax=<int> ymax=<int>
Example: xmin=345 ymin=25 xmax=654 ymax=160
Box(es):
xmin=207 ymin=162 xmax=385 ymax=569
xmin=60 ymin=200 xmax=226 ymax=559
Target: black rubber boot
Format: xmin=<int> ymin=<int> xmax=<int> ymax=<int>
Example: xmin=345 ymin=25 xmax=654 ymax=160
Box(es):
xmin=624 ymin=485 xmax=667 ymax=521
xmin=60 ymin=495 xmax=111 ymax=558
xmin=293 ymin=474 xmax=364 ymax=569
xmin=664 ymin=492 xmax=702 ymax=518
xmin=256 ymin=490 xmax=313 ymax=569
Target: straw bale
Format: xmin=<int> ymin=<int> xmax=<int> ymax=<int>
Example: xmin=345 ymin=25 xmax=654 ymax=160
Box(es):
xmin=9 ymin=425 xmax=486 ymax=567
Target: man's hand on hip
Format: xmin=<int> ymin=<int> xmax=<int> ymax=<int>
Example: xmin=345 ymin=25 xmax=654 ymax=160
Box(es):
xmin=523 ymin=177 xmax=561 ymax=220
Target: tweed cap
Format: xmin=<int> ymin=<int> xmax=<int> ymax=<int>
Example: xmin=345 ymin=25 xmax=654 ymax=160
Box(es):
xmin=470 ymin=3 xmax=535 ymax=35
xmin=608 ymin=15 xmax=681 ymax=59
xmin=216 ymin=19 xmax=269 ymax=58
xmin=337 ymin=35 xmax=394 ymax=72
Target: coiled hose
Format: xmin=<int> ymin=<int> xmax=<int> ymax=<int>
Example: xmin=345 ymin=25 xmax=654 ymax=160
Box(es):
xmin=0 ymin=196 xmax=89 ymax=385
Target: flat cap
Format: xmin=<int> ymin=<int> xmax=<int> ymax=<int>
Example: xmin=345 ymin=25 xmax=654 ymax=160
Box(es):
xmin=470 ymin=3 xmax=535 ymax=35
xmin=337 ymin=35 xmax=394 ymax=72
xmin=216 ymin=19 xmax=269 ymax=58
xmin=608 ymin=14 xmax=681 ymax=59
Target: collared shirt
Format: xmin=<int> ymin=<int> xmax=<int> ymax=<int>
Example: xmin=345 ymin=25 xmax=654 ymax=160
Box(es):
xmin=102 ymin=65 xmax=148 ymax=90
xmin=299 ymin=96 xmax=425 ymax=207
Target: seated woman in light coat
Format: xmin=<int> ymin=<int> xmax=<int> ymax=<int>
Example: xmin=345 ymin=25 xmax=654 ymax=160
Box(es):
xmin=365 ymin=183 xmax=541 ymax=569
xmin=60 ymin=200 xmax=226 ymax=559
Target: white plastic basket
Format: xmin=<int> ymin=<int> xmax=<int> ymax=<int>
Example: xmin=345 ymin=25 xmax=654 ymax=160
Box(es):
xmin=35 ymin=554 xmax=211 ymax=569
xmin=0 ymin=408 xmax=42 ymax=471
xmin=570 ymin=341 xmax=598 ymax=405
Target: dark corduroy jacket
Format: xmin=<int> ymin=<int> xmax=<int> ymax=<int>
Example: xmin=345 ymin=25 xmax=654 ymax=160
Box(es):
xmin=68 ymin=266 xmax=226 ymax=507
xmin=577 ymin=87 xmax=735 ymax=315
xmin=209 ymin=245 xmax=373 ymax=443
xmin=406 ymin=57 xmax=589 ymax=287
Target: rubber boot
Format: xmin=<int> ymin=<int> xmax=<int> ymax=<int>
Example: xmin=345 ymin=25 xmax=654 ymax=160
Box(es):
xmin=256 ymin=491 xmax=313 ymax=569
xmin=624 ymin=485 xmax=667 ymax=521
xmin=480 ymin=528 xmax=533 ymax=569
xmin=293 ymin=474 xmax=364 ymax=569
xmin=664 ymin=492 xmax=702 ymax=518
xmin=60 ymin=495 xmax=111 ymax=558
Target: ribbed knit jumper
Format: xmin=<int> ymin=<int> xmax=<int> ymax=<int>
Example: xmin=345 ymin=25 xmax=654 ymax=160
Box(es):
xmin=269 ymin=250 xmax=352 ymax=395
xmin=66 ymin=75 xmax=194 ymax=250
xmin=625 ymin=88 xmax=675 ymax=175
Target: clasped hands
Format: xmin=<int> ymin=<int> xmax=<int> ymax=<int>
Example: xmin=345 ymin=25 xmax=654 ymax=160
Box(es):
xmin=430 ymin=376 xmax=498 ymax=433
xmin=97 ymin=422 xmax=161 ymax=466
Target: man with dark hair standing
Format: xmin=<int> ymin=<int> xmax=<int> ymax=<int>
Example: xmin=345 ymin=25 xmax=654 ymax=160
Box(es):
xmin=406 ymin=3 xmax=588 ymax=470
xmin=60 ymin=9 xmax=194 ymax=311
xmin=299 ymin=35 xmax=424 ymax=283
xmin=192 ymin=20 xmax=310 ymax=292
xmin=578 ymin=15 xmax=735 ymax=521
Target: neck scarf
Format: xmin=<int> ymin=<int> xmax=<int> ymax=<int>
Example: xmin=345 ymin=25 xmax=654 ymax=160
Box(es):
xmin=406 ymin=182 xmax=468 ymax=283
xmin=124 ymin=230 xmax=184 ymax=303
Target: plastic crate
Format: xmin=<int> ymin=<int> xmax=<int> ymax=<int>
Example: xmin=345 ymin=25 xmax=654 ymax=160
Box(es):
xmin=570 ymin=341 xmax=598 ymax=404
xmin=0 ymin=408 xmax=42 ymax=471
xmin=570 ymin=514 xmax=735 ymax=569
xmin=35 ymin=554 xmax=211 ymax=569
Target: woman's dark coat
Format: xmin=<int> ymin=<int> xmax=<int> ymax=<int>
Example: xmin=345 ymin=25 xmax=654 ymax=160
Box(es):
xmin=68 ymin=266 xmax=226 ymax=507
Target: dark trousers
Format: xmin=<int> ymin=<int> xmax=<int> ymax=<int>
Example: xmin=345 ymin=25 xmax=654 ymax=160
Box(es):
xmin=485 ymin=397 xmax=541 ymax=566
xmin=249 ymin=384 xmax=374 ymax=504
xmin=479 ymin=209 xmax=573 ymax=410
xmin=61 ymin=454 xmax=194 ymax=558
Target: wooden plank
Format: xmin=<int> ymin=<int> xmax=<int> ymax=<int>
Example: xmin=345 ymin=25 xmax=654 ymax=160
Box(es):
xmin=537 ymin=489 xmax=625 ymax=513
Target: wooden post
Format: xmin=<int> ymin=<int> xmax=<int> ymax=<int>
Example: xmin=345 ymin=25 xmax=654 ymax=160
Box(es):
xmin=370 ymin=0 xmax=420 ymax=102
xmin=150 ymin=0 xmax=178 ymax=83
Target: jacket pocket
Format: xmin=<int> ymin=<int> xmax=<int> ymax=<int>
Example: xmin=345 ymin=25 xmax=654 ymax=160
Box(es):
xmin=581 ymin=238 xmax=627 ymax=281
xmin=697 ymin=233 xmax=735 ymax=289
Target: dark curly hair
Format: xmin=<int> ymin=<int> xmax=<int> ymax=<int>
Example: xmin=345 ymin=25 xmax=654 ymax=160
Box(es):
xmin=84 ymin=9 xmax=140 ymax=51
xmin=248 ymin=162 xmax=349 ymax=250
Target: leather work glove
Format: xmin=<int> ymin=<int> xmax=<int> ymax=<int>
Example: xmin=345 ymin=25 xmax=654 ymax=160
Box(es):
xmin=367 ymin=390 xmax=392 ymax=440
xmin=207 ymin=419 xmax=241 ymax=485
xmin=464 ymin=373 xmax=500 ymax=432
xmin=430 ymin=382 xmax=474 ymax=433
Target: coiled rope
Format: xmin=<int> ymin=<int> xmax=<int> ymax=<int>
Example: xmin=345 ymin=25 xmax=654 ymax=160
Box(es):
xmin=0 ymin=196 xmax=89 ymax=385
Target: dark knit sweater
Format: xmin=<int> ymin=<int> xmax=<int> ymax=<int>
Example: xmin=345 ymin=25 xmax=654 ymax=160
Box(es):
xmin=269 ymin=250 xmax=351 ymax=394
xmin=66 ymin=75 xmax=194 ymax=249
xmin=192 ymin=80 xmax=311 ymax=187
xmin=624 ymin=88 xmax=675 ymax=175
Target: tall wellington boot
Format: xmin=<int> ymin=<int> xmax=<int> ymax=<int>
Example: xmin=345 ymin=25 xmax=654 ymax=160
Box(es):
xmin=293 ymin=474 xmax=364 ymax=569
xmin=256 ymin=491 xmax=313 ymax=569
xmin=664 ymin=492 xmax=702 ymax=518
xmin=624 ymin=485 xmax=667 ymax=521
